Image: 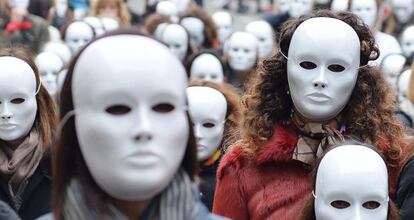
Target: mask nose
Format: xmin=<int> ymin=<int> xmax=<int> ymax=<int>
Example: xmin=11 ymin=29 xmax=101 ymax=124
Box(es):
xmin=194 ymin=124 xmax=202 ymax=142
xmin=312 ymin=68 xmax=328 ymax=89
xmin=0 ymin=103 xmax=12 ymax=120
xmin=132 ymin=108 xmax=153 ymax=143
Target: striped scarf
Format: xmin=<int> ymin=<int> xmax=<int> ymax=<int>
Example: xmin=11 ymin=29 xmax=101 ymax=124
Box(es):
xmin=63 ymin=169 xmax=203 ymax=220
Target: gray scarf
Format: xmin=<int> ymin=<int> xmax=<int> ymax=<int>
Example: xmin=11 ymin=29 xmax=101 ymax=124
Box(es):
xmin=63 ymin=169 xmax=203 ymax=220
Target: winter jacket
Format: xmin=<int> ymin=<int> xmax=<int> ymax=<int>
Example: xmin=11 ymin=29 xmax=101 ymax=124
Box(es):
xmin=199 ymin=160 xmax=219 ymax=211
xmin=213 ymin=123 xmax=401 ymax=220
xmin=0 ymin=13 xmax=50 ymax=54
xmin=0 ymin=154 xmax=51 ymax=220
xmin=397 ymin=155 xmax=414 ymax=220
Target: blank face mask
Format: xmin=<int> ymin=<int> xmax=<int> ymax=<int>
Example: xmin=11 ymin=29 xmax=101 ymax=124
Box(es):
xmin=245 ymin=20 xmax=274 ymax=58
xmin=289 ymin=0 xmax=314 ymax=18
xmin=391 ymin=0 xmax=414 ymax=24
xmin=227 ymin=32 xmax=258 ymax=72
xmin=350 ymin=0 xmax=377 ymax=29
xmin=401 ymin=26 xmax=414 ymax=58
xmin=181 ymin=17 xmax=205 ymax=49
xmin=190 ymin=54 xmax=224 ymax=83
xmin=212 ymin=11 xmax=233 ymax=45
xmin=315 ymin=145 xmax=389 ymax=220
xmin=35 ymin=52 xmax=64 ymax=96
xmin=0 ymin=57 xmax=37 ymax=141
xmin=187 ymin=87 xmax=227 ymax=161
xmin=72 ymin=35 xmax=189 ymax=201
xmin=160 ymin=24 xmax=189 ymax=62
xmin=381 ymin=54 xmax=406 ymax=90
xmin=287 ymin=17 xmax=360 ymax=122
xmin=65 ymin=21 xmax=94 ymax=54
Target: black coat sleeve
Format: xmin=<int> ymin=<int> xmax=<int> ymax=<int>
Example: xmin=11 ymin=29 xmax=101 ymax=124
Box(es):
xmin=397 ymin=156 xmax=414 ymax=219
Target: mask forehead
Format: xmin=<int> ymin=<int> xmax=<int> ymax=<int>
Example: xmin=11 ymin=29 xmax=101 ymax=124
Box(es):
xmin=191 ymin=54 xmax=222 ymax=73
xmin=162 ymin=24 xmax=188 ymax=45
xmin=73 ymin=36 xmax=188 ymax=109
xmin=212 ymin=11 xmax=232 ymax=26
xmin=187 ymin=86 xmax=227 ymax=122
xmin=66 ymin=22 xmax=94 ymax=39
xmin=0 ymin=57 xmax=36 ymax=95
xmin=35 ymin=52 xmax=64 ymax=73
xmin=181 ymin=17 xmax=204 ymax=34
xmin=229 ymin=32 xmax=258 ymax=51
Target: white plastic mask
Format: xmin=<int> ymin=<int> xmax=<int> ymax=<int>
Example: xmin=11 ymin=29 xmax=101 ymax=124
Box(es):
xmin=127 ymin=0 xmax=146 ymax=15
xmin=187 ymin=87 xmax=226 ymax=161
xmin=35 ymin=52 xmax=64 ymax=96
xmin=190 ymin=54 xmax=224 ymax=83
xmin=83 ymin=16 xmax=105 ymax=36
xmin=48 ymin=25 xmax=61 ymax=42
xmin=287 ymin=17 xmax=360 ymax=122
xmin=55 ymin=0 xmax=68 ymax=17
xmin=350 ymin=0 xmax=377 ymax=29
xmin=401 ymin=25 xmax=414 ymax=58
xmin=212 ymin=11 xmax=233 ymax=45
xmin=0 ymin=57 xmax=37 ymax=141
xmin=169 ymin=0 xmax=190 ymax=13
xmin=391 ymin=0 xmax=414 ymax=24
xmin=43 ymin=41 xmax=72 ymax=64
xmin=331 ymin=0 xmax=350 ymax=11
xmin=278 ymin=0 xmax=290 ymax=13
xmin=289 ymin=0 xmax=314 ymax=18
xmin=181 ymin=17 xmax=205 ymax=49
xmin=65 ymin=21 xmax=94 ymax=54
xmin=315 ymin=145 xmax=389 ymax=220
xmin=245 ymin=20 xmax=274 ymax=58
xmin=160 ymin=24 xmax=189 ymax=62
xmin=381 ymin=54 xmax=406 ymax=90
xmin=398 ymin=69 xmax=412 ymax=99
xmin=72 ymin=35 xmax=189 ymax=201
xmin=101 ymin=17 xmax=120 ymax=32
xmin=227 ymin=32 xmax=258 ymax=72
xmin=156 ymin=1 xmax=179 ymax=22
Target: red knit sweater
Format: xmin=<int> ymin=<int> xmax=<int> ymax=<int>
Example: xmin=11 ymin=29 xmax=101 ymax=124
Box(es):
xmin=213 ymin=123 xmax=401 ymax=220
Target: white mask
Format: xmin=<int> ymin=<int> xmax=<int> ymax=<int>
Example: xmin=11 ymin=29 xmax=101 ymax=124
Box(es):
xmin=289 ymin=0 xmax=314 ymax=18
xmin=398 ymin=69 xmax=412 ymax=99
xmin=227 ymin=32 xmax=258 ymax=72
xmin=381 ymin=54 xmax=406 ymax=90
xmin=190 ymin=54 xmax=224 ymax=83
xmin=391 ymin=0 xmax=414 ymax=24
xmin=315 ymin=145 xmax=389 ymax=220
xmin=212 ymin=11 xmax=233 ymax=45
xmin=101 ymin=17 xmax=120 ymax=32
xmin=72 ymin=35 xmax=189 ymax=201
xmin=55 ymin=0 xmax=68 ymax=17
xmin=35 ymin=52 xmax=64 ymax=96
xmin=42 ymin=41 xmax=72 ymax=64
xmin=401 ymin=25 xmax=414 ymax=58
xmin=0 ymin=57 xmax=37 ymax=141
xmin=154 ymin=22 xmax=168 ymax=40
xmin=187 ymin=87 xmax=226 ymax=161
xmin=83 ymin=16 xmax=105 ymax=36
xmin=48 ymin=25 xmax=61 ymax=42
xmin=169 ymin=0 xmax=191 ymax=13
xmin=350 ymin=0 xmax=377 ymax=29
xmin=73 ymin=8 xmax=88 ymax=20
xmin=126 ymin=0 xmax=146 ymax=15
xmin=156 ymin=1 xmax=179 ymax=22
xmin=181 ymin=17 xmax=205 ymax=49
xmin=278 ymin=0 xmax=290 ymax=13
xmin=160 ymin=24 xmax=189 ymax=62
xmin=65 ymin=21 xmax=94 ymax=54
xmin=287 ymin=17 xmax=360 ymax=122
xmin=245 ymin=20 xmax=274 ymax=58
xmin=331 ymin=0 xmax=350 ymax=12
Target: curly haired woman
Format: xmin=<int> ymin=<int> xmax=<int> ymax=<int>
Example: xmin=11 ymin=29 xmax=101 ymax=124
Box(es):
xmin=213 ymin=10 xmax=407 ymax=219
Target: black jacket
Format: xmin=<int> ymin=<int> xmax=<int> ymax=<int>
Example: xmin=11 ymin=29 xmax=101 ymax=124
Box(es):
xmin=199 ymin=160 xmax=220 ymax=211
xmin=0 ymin=154 xmax=51 ymax=220
xmin=397 ymin=155 xmax=414 ymax=220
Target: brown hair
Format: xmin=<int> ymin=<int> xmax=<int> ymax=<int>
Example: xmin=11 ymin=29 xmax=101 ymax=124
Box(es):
xmin=407 ymin=62 xmax=414 ymax=102
xmin=188 ymin=80 xmax=242 ymax=152
xmin=0 ymin=47 xmax=58 ymax=150
xmin=89 ymin=0 xmax=131 ymax=26
xmin=52 ymin=30 xmax=198 ymax=219
xmin=180 ymin=4 xmax=218 ymax=50
xmin=144 ymin=13 xmax=172 ymax=35
xmin=299 ymin=141 xmax=400 ymax=220
xmin=240 ymin=10 xmax=404 ymax=168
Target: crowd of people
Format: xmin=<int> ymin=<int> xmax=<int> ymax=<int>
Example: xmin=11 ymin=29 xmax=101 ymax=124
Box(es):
xmin=0 ymin=0 xmax=413 ymax=219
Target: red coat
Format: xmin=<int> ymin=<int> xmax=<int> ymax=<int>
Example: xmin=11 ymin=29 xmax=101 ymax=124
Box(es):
xmin=213 ymin=123 xmax=400 ymax=220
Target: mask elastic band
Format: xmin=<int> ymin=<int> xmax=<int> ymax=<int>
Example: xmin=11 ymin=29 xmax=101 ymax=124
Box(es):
xmin=35 ymin=80 xmax=42 ymax=95
xmin=58 ymin=109 xmax=77 ymax=131
xmin=312 ymin=190 xmax=317 ymax=199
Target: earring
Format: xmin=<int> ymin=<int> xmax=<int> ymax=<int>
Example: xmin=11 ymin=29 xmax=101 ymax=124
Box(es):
xmin=286 ymin=90 xmax=290 ymax=95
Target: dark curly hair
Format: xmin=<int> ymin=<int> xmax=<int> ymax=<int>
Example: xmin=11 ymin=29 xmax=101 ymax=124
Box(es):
xmin=240 ymin=10 xmax=404 ymax=168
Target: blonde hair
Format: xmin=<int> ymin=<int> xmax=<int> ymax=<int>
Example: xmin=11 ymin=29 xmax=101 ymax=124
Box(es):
xmin=89 ymin=0 xmax=131 ymax=26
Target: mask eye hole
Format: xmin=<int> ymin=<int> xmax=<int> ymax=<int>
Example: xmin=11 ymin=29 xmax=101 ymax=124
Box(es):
xmin=299 ymin=61 xmax=317 ymax=70
xmin=211 ymin=74 xmax=217 ymax=79
xmin=105 ymin=105 xmax=131 ymax=115
xmin=152 ymin=103 xmax=175 ymax=113
xmin=328 ymin=64 xmax=345 ymax=72
xmin=362 ymin=201 xmax=381 ymax=209
xmin=203 ymin=122 xmax=215 ymax=128
xmin=11 ymin=98 xmax=25 ymax=104
xmin=331 ymin=200 xmax=351 ymax=209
